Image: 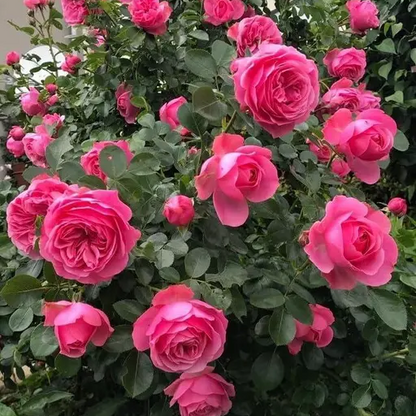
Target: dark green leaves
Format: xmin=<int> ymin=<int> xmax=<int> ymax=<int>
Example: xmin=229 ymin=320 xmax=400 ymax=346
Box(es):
xmin=351 ymin=385 xmax=372 ymax=408
xmin=30 ymin=324 xmax=59 ymax=358
xmin=1 ymin=275 xmax=46 ymax=308
xmin=269 ymin=308 xmax=296 ymax=346
xmin=251 ymin=352 xmax=284 ymax=391
xmin=9 ymin=307 xmax=33 ymax=332
xmin=99 ymin=145 xmax=128 ymax=179
xmin=122 ymin=351 xmax=154 ymax=397
xmin=370 ymin=289 xmax=407 ymax=331
xmin=46 ymin=136 xmax=73 ymax=171
xmin=55 ymin=355 xmax=81 ymax=377
xmin=103 ymin=325 xmax=134 ymax=353
xmin=193 ymin=87 xmax=227 ymax=121
xmin=129 ymin=153 xmax=160 ymax=175
xmin=184 ymin=248 xmax=211 ymax=278
xmin=394 ymin=130 xmax=410 ymax=151
xmin=178 ymin=103 xmax=208 ymax=136
xmin=351 ymin=365 xmax=371 ymax=385
xmin=113 ymin=300 xmax=143 ymax=322
xmin=184 ymin=49 xmax=217 ymax=79
xmin=250 ymin=289 xmax=284 ymax=309
xmin=285 ymin=297 xmax=312 ymax=325
xmin=376 ymin=38 xmax=396 ymax=54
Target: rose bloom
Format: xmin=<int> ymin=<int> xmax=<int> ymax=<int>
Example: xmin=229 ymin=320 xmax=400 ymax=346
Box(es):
xmin=232 ymin=44 xmax=319 ymax=138
xmin=116 ymin=83 xmax=141 ymax=124
xmin=36 ymin=113 xmax=65 ymax=137
xmin=204 ymin=0 xmax=245 ymax=26
xmin=387 ymin=197 xmax=407 ymax=216
xmin=331 ymin=158 xmax=351 ymax=178
xmin=24 ymin=0 xmax=48 ymax=9
xmin=323 ymin=48 xmax=367 ymax=82
xmin=39 ymin=189 xmax=141 ymax=284
xmin=323 ymin=108 xmax=397 ymax=184
xmin=306 ymin=139 xmax=332 ymax=163
xmin=8 ymin=126 xmax=25 ymax=141
xmin=61 ymin=54 xmax=81 ymax=74
xmin=6 ymin=51 xmax=20 ymax=66
xmin=241 ymin=4 xmax=255 ymax=18
xmin=46 ymin=84 xmax=58 ymax=95
xmin=61 ymin=0 xmax=89 ymax=26
xmin=21 ymin=88 xmax=47 ymax=117
xmin=23 ymin=132 xmax=54 ymax=168
xmin=6 ymin=138 xmax=25 ymax=158
xmin=163 ymin=195 xmax=195 ymax=227
xmin=195 ymin=133 xmax=279 ymax=227
xmin=81 ymin=140 xmax=134 ymax=182
xmin=188 ymin=146 xmax=199 ymax=155
xmin=304 ymin=195 xmax=398 ymax=290
xmin=132 ymin=285 xmax=227 ymax=373
xmin=43 ymin=301 xmax=114 ymax=358
xmin=288 ymin=304 xmax=335 ymax=355
xmin=46 ymin=94 xmax=59 ymax=107
xmin=165 ymin=367 xmax=235 ymax=416
xmin=89 ymin=28 xmax=107 ymax=46
xmin=128 ymin=0 xmax=172 ymax=35
xmin=159 ymin=97 xmax=189 ymax=135
xmin=347 ymin=0 xmax=379 ymax=34
xmin=228 ymin=16 xmax=283 ymax=57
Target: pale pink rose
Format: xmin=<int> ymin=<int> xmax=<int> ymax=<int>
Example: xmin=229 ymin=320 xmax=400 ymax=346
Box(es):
xmin=61 ymin=0 xmax=89 ymax=26
xmin=387 ymin=197 xmax=407 ymax=216
xmin=89 ymin=28 xmax=107 ymax=46
xmin=306 ymin=139 xmax=332 ymax=163
xmin=21 ymin=88 xmax=47 ymax=117
xmin=8 ymin=126 xmax=25 ymax=141
xmin=43 ymin=301 xmax=114 ymax=358
xmin=188 ymin=146 xmax=199 ymax=155
xmin=195 ymin=133 xmax=279 ymax=227
xmin=80 ymin=140 xmax=134 ymax=182
xmin=346 ymin=0 xmax=379 ymax=34
xmin=163 ymin=195 xmax=195 ymax=226
xmin=128 ymin=0 xmax=172 ymax=35
xmin=228 ymin=16 xmax=283 ymax=57
xmin=24 ymin=0 xmax=48 ymax=9
xmin=46 ymin=84 xmax=57 ymax=95
xmin=204 ymin=0 xmax=244 ymax=26
xmin=323 ymin=108 xmax=397 ymax=184
xmin=132 ymin=285 xmax=228 ymax=373
xmin=231 ymin=44 xmax=319 ymax=138
xmin=165 ymin=367 xmax=235 ymax=416
xmin=6 ymin=138 xmax=25 ymax=158
xmin=159 ymin=97 xmax=189 ymax=135
xmin=22 ymin=132 xmax=54 ymax=168
xmin=304 ymin=195 xmax=398 ymax=290
xmin=115 ymin=83 xmax=141 ymax=124
xmin=6 ymin=51 xmax=20 ymax=66
xmin=36 ymin=113 xmax=65 ymax=137
xmin=323 ymin=48 xmax=367 ymax=82
xmin=331 ymin=158 xmax=351 ymax=178
xmin=46 ymin=94 xmax=59 ymax=107
xmin=61 ymin=54 xmax=81 ymax=74
xmin=39 ymin=189 xmax=141 ymax=284
xmin=288 ymin=304 xmax=335 ymax=355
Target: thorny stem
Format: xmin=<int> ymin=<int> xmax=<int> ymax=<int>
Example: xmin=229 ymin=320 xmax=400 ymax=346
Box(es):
xmin=366 ymin=348 xmax=409 ymax=362
xmin=223 ymin=110 xmax=238 ymax=133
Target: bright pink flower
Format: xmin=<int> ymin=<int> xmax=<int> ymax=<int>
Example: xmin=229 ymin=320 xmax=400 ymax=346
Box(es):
xmin=46 ymin=94 xmax=59 ymax=107
xmin=115 ymin=83 xmax=141 ymax=124
xmin=306 ymin=139 xmax=332 ymax=163
xmin=204 ymin=0 xmax=244 ymax=26
xmin=39 ymin=189 xmax=141 ymax=284
xmin=163 ymin=196 xmax=195 ymax=227
xmin=231 ymin=44 xmax=319 ymax=138
xmin=241 ymin=4 xmax=255 ymax=18
xmin=8 ymin=126 xmax=25 ymax=141
xmin=6 ymin=138 xmax=25 ymax=158
xmin=61 ymin=0 xmax=89 ymax=25
xmin=159 ymin=97 xmax=189 ymax=135
xmin=24 ymin=0 xmax=48 ymax=9
xmin=323 ymin=48 xmax=366 ymax=82
xmin=331 ymin=158 xmax=351 ymax=178
xmin=228 ymin=16 xmax=283 ymax=57
xmin=288 ymin=304 xmax=335 ymax=355
xmin=304 ymin=195 xmax=398 ymax=290
xmin=22 ymin=132 xmax=54 ymax=168
xmin=6 ymin=51 xmax=20 ymax=66
xmin=61 ymin=54 xmax=81 ymax=74
xmin=89 ymin=28 xmax=107 ymax=46
xmin=188 ymin=146 xmax=199 ymax=155
xmin=43 ymin=301 xmax=114 ymax=358
xmin=165 ymin=367 xmax=235 ymax=416
xmin=21 ymin=88 xmax=47 ymax=117
xmin=347 ymin=0 xmax=379 ymax=34
xmin=80 ymin=140 xmax=134 ymax=182
xmin=36 ymin=113 xmax=65 ymax=137
xmin=195 ymin=133 xmax=279 ymax=227
xmin=323 ymin=108 xmax=397 ymax=184
xmin=46 ymin=84 xmax=57 ymax=95
xmin=132 ymin=285 xmax=228 ymax=373
xmin=387 ymin=197 xmax=407 ymax=216
xmin=128 ymin=0 xmax=172 ymax=35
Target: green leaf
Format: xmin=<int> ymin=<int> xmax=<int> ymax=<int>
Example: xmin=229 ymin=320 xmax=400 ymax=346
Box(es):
xmin=378 ymin=61 xmax=392 ymax=80
xmin=285 ymin=297 xmax=313 ymax=325
xmin=206 ymin=262 xmax=248 ymax=288
xmin=99 ymin=145 xmax=128 ymax=179
xmin=200 ymin=284 xmax=232 ymax=310
xmin=395 ymin=396 xmax=413 ymax=416
xmin=43 ymin=262 xmax=60 ymax=285
xmin=46 ymin=136 xmax=73 ymax=171
xmin=155 ymin=249 xmax=175 ymax=269
xmin=391 ymin=23 xmax=403 ymax=37
xmin=250 ymin=288 xmax=285 ymax=309
xmin=372 ymin=379 xmax=388 ymax=399
xmin=394 ymin=130 xmax=410 ymax=152
xmin=58 ymin=161 xmax=85 ymax=182
xmin=370 ymin=289 xmax=407 ymax=330
xmin=230 ymin=287 xmax=247 ymax=322
xmin=78 ymin=175 xmax=107 ymax=190
xmin=134 ymin=259 xmax=154 ymax=285
xmin=211 ymin=40 xmax=236 ymax=68
xmin=30 ymin=324 xmax=59 ymax=358
xmin=385 ymin=91 xmax=403 ymax=103
xmin=55 ymin=355 xmax=81 ymax=377
xmin=0 ymin=404 xmax=17 ymax=416
xmin=251 ymin=352 xmax=284 ymax=391
xmin=185 ymin=49 xmax=217 ymax=79
xmin=177 ymin=103 xmax=208 ymax=136
xmin=103 ymin=325 xmax=134 ymax=353
xmin=410 ymin=48 xmax=416 ymax=65
xmin=84 ymin=398 xmax=127 ymax=416
xmin=129 ymin=153 xmax=161 ymax=175
xmin=9 ymin=307 xmax=33 ymax=332
xmin=400 ymin=275 xmax=416 ymax=289
xmin=0 ymin=275 xmax=46 ymax=308
xmin=351 ymin=365 xmax=371 ymax=385
xmin=351 ymin=385 xmax=372 ymax=408
xmin=193 ymin=87 xmax=228 ymax=121
xmin=189 ymin=30 xmax=209 ymax=41
xmin=23 ymin=166 xmax=50 ymax=182
xmin=113 ymin=300 xmax=143 ymax=322
xmin=269 ymin=307 xmax=296 ymax=346
xmin=376 ymin=38 xmax=396 ymax=54
xmin=184 ymin=248 xmax=211 ymax=278
xmin=302 ymin=344 xmax=324 ymax=370
xmin=159 ymin=267 xmax=181 ymax=283
xmin=21 ymin=391 xmax=73 ymax=412
xmin=279 ymin=144 xmax=297 ymax=159
xmin=122 ymin=351 xmax=154 ymax=398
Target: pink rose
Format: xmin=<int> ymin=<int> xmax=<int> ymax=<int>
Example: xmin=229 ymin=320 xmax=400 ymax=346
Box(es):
xmin=231 ymin=44 xmax=319 ymax=138
xmin=387 ymin=197 xmax=407 ymax=216
xmin=128 ymin=0 xmax=172 ymax=35
xmin=159 ymin=97 xmax=189 ymax=135
xmin=323 ymin=48 xmax=367 ymax=82
xmin=43 ymin=301 xmax=114 ymax=358
xmin=241 ymin=5 xmax=255 ymax=18
xmin=61 ymin=0 xmax=89 ymax=25
xmin=8 ymin=126 xmax=25 ymax=141
xmin=39 ymin=189 xmax=141 ymax=284
xmin=6 ymin=51 xmax=20 ymax=66
xmin=46 ymin=94 xmax=59 ymax=107
xmin=347 ymin=0 xmax=379 ymax=34
xmin=80 ymin=140 xmax=134 ymax=182
xmin=23 ymin=132 xmax=54 ymax=168
xmin=228 ymin=16 xmax=283 ymax=57
xmin=204 ymin=0 xmax=244 ymax=26
xmin=115 ymin=83 xmax=141 ymax=124
xmin=288 ymin=304 xmax=335 ymax=355
xmin=24 ymin=0 xmax=48 ymax=9
xmin=163 ymin=195 xmax=195 ymax=226
xmin=6 ymin=138 xmax=25 ymax=158
xmin=306 ymin=139 xmax=332 ymax=163
xmin=165 ymin=367 xmax=235 ymax=416
xmin=195 ymin=133 xmax=279 ymax=227
xmin=323 ymin=109 xmax=397 ymax=184
xmin=304 ymin=195 xmax=398 ymax=290
xmin=61 ymin=54 xmax=81 ymax=74
xmin=6 ymin=175 xmax=72 ymax=259
xmin=298 ymin=230 xmax=310 ymax=247
xmin=89 ymin=28 xmax=107 ymax=46
xmin=46 ymin=84 xmax=57 ymax=95
xmin=331 ymin=158 xmax=351 ymax=178
xmin=36 ymin=113 xmax=64 ymax=137
xmin=188 ymin=146 xmax=199 ymax=155
xmin=132 ymin=285 xmax=228 ymax=373
xmin=21 ymin=88 xmax=47 ymax=117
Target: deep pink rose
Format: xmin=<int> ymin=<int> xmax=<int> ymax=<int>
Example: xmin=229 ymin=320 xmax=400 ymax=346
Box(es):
xmin=24 ymin=0 xmax=48 ymax=9
xmin=165 ymin=367 xmax=235 ymax=416
xmin=228 ymin=16 xmax=283 ymax=57
xmin=323 ymin=48 xmax=367 ymax=82
xmin=61 ymin=0 xmax=89 ymax=25
xmin=331 ymin=158 xmax=351 ymax=178
xmin=6 ymin=175 xmax=72 ymax=259
xmin=21 ymin=88 xmax=47 ymax=117
xmin=387 ymin=197 xmax=407 ymax=216
xmin=8 ymin=126 xmax=25 ymax=141
xmin=306 ymin=139 xmax=332 ymax=163
xmin=159 ymin=97 xmax=189 ymax=135
xmin=133 ymin=285 xmax=228 ymax=373
xmin=231 ymin=44 xmax=319 ymax=138
xmin=241 ymin=4 xmax=255 ymax=18
xmin=204 ymin=0 xmax=244 ymax=26
xmin=89 ymin=28 xmax=107 ymax=46
xmin=347 ymin=0 xmax=379 ymax=34
xmin=288 ymin=304 xmax=335 ymax=355
xmin=304 ymin=195 xmax=398 ymax=290
xmin=115 ymin=83 xmax=141 ymax=124
xmin=46 ymin=84 xmax=58 ymax=95
xmin=36 ymin=113 xmax=65 ymax=137
xmin=188 ymin=146 xmax=199 ymax=155
xmin=128 ymin=0 xmax=172 ymax=35
xmin=6 ymin=51 xmax=20 ymax=66
xmin=323 ymin=108 xmax=397 ymax=184
xmin=163 ymin=195 xmax=195 ymax=226
xmin=46 ymin=94 xmax=59 ymax=107
xmin=43 ymin=301 xmax=114 ymax=358
xmin=39 ymin=189 xmax=141 ymax=284
xmin=23 ymin=132 xmax=54 ymax=168
xmin=80 ymin=140 xmax=134 ymax=182
xmin=195 ymin=133 xmax=279 ymax=227
xmin=6 ymin=138 xmax=25 ymax=158
xmin=61 ymin=54 xmax=81 ymax=74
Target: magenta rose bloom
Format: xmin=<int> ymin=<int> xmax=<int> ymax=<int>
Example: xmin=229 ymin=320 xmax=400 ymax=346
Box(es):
xmin=203 ymin=0 xmax=244 ymax=26
xmin=304 ymin=195 xmax=398 ymax=290
xmin=35 ymin=113 xmax=65 ymax=137
xmin=288 ymin=304 xmax=335 ymax=355
xmin=165 ymin=367 xmax=235 ymax=416
xmin=23 ymin=132 xmax=54 ymax=168
xmin=6 ymin=51 xmax=20 ymax=66
xmin=227 ymin=16 xmax=283 ymax=57
xmin=159 ymin=96 xmax=190 ymax=135
xmin=306 ymin=139 xmax=332 ymax=163
xmin=346 ymin=0 xmax=379 ymax=34
xmin=43 ymin=301 xmax=114 ymax=358
xmin=323 ymin=48 xmax=366 ymax=82
xmin=387 ymin=197 xmax=407 ymax=216
xmin=46 ymin=84 xmax=58 ymax=95
xmin=231 ymin=44 xmax=319 ymax=138
xmin=40 ymin=189 xmax=141 ymax=284
xmin=133 ymin=285 xmax=228 ymax=373
xmin=8 ymin=126 xmax=25 ymax=141
xmin=331 ymin=158 xmax=351 ymax=178
xmin=163 ymin=195 xmax=195 ymax=227
xmin=21 ymin=87 xmax=47 ymax=117
xmin=115 ymin=83 xmax=141 ymax=124
xmin=128 ymin=0 xmax=172 ymax=35
xmin=6 ymin=138 xmax=25 ymax=158
xmin=61 ymin=0 xmax=89 ymax=25
xmin=61 ymin=54 xmax=82 ymax=74
xmin=24 ymin=0 xmax=48 ymax=9
xmin=195 ymin=133 xmax=279 ymax=227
